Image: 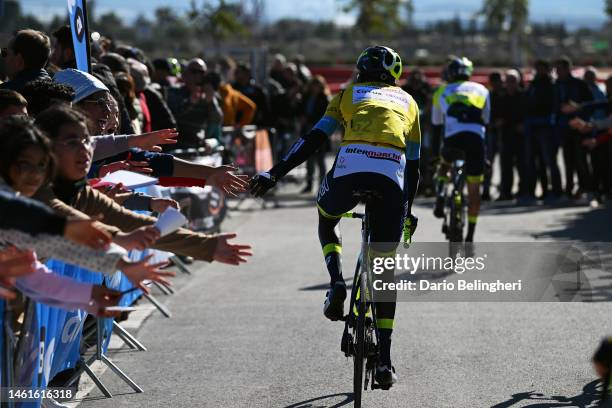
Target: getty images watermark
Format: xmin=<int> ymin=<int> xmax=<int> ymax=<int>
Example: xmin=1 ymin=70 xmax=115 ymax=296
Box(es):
xmin=366 ymin=242 xmax=611 ymax=302
xmin=372 ymin=251 xmax=523 ymax=293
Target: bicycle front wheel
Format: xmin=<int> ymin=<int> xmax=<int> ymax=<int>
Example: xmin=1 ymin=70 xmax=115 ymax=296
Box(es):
xmin=353 ymin=272 xmax=367 ymax=408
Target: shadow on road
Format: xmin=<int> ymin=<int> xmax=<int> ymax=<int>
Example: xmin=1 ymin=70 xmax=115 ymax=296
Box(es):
xmin=283 ymin=392 xmax=354 ymax=408
xmin=534 ymin=206 xmax=612 ymax=242
xmin=490 ymin=379 xmax=600 ymax=407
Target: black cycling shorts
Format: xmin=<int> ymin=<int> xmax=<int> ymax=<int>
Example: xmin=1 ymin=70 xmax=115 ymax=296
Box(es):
xmin=442 ymin=132 xmax=485 ymax=182
xmin=316 ymin=160 xmax=405 ymax=245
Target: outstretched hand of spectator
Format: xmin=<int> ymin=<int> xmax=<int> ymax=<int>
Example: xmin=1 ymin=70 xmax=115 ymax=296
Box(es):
xmin=128 ymin=128 xmax=179 ymax=152
xmin=561 ymin=101 xmax=580 ymax=114
xmin=569 ymin=117 xmax=593 ymax=134
xmin=0 ymin=247 xmax=36 ymax=300
xmin=118 ymin=254 xmax=175 ymax=293
xmin=114 ymin=226 xmax=161 ymax=251
xmin=150 ymin=198 xmax=179 ymax=213
xmin=64 ymin=217 xmax=112 ymax=250
xmin=99 ymin=160 xmax=153 ymax=176
xmin=582 ymin=138 xmax=598 ymax=150
xmin=90 ymin=286 xmax=122 ymax=317
xmin=212 ymin=233 xmax=252 ymax=265
xmin=94 ymin=182 xmax=130 ymax=200
xmin=207 ymin=165 xmax=249 ymax=197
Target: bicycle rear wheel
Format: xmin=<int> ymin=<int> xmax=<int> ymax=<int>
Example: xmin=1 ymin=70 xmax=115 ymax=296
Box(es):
xmin=353 ymin=271 xmax=367 ymax=408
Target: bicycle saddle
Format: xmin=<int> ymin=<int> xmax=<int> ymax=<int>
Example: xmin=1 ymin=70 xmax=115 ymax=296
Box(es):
xmin=352 ymin=190 xmax=383 ymax=204
xmin=441 ymin=146 xmax=466 ymax=162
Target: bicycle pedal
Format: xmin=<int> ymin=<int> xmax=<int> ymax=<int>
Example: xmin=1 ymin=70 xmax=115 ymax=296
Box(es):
xmin=341 ymin=330 xmax=353 ymax=357
xmin=372 ymin=383 xmax=392 ymax=391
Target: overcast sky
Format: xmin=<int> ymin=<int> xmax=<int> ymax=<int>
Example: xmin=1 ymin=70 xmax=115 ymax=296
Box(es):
xmin=17 ymin=0 xmax=608 ymax=29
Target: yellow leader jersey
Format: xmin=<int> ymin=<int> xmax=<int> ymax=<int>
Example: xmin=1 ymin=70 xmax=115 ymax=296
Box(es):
xmin=319 ymin=82 xmax=421 ymax=160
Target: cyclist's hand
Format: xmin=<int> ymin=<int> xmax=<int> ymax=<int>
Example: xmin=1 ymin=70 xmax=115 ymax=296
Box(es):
xmin=403 ymin=214 xmax=418 ymax=244
xmin=249 ymin=172 xmax=277 ymax=197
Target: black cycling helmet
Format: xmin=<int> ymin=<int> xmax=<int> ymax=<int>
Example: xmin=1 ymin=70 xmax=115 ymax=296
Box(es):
xmin=356 ymin=45 xmax=402 ymax=83
xmin=445 ymin=57 xmax=474 ymax=82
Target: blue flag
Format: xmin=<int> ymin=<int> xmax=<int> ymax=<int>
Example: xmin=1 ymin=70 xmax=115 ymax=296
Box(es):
xmin=67 ymin=0 xmax=90 ymax=73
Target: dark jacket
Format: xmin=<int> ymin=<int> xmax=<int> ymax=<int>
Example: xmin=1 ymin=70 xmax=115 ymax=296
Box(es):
xmin=500 ymin=89 xmax=527 ymax=130
xmin=143 ymin=85 xmax=177 ymax=131
xmin=553 ymin=75 xmax=593 ymax=127
xmin=301 ymin=92 xmax=330 ymax=129
xmin=0 ymin=68 xmax=51 ymax=93
xmin=0 ymin=189 xmax=66 ymax=236
xmin=526 ymin=74 xmax=555 ymax=120
xmin=166 ymin=86 xmax=223 ymax=148
xmin=233 ymin=80 xmax=270 ymax=127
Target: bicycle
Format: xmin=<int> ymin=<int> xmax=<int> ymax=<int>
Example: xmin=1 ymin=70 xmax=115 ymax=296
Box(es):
xmin=338 ymin=191 xmax=416 ymax=408
xmin=438 ymin=148 xmax=467 ymax=256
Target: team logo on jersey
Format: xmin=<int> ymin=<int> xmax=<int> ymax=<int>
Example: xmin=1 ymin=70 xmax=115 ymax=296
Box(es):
xmin=344 ymin=146 xmax=402 ymax=163
xmin=352 ymin=86 xmax=410 ymax=110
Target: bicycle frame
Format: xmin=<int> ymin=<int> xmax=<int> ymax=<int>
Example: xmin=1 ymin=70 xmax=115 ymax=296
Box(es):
xmin=341 ymin=206 xmax=383 ymax=407
xmin=442 ymin=158 xmax=467 ymax=246
xmin=342 ymin=210 xmax=379 ymax=333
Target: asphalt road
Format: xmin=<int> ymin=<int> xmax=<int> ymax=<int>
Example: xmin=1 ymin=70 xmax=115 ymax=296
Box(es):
xmin=80 ymin=189 xmax=612 ymax=408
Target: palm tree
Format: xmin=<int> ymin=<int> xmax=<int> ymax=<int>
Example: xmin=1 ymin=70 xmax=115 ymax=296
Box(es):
xmin=479 ymin=0 xmax=529 ymax=66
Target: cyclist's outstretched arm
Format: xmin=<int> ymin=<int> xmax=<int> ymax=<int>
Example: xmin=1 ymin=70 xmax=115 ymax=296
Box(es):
xmin=269 ymin=91 xmax=343 ymax=178
xmin=270 ymin=119 xmax=337 ymax=178
xmin=249 ymin=118 xmax=338 ymax=197
xmin=250 ymin=93 xmax=343 ymax=197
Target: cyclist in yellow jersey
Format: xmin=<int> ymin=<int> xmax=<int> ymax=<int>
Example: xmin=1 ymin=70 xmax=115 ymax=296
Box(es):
xmin=250 ymin=46 xmax=421 ymax=387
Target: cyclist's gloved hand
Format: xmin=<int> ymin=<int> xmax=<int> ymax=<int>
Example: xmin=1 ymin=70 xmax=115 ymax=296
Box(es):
xmin=403 ymin=214 xmax=418 ymax=244
xmin=249 ymin=172 xmax=277 ymax=197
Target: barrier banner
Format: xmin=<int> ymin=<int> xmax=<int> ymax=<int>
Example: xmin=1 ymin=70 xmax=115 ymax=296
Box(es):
xmin=44 ymin=261 xmax=102 ymax=380
xmin=0 ymin=299 xmax=4 ymax=390
xmin=12 ymin=300 xmax=41 ymax=407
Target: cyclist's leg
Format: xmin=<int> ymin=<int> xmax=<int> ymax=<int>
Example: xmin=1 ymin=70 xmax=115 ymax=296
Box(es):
xmin=316 ymin=170 xmax=360 ymax=319
xmin=316 ymin=171 xmax=360 ymax=285
xmin=433 ymin=141 xmax=452 ymax=218
xmin=462 ymin=133 xmax=485 ymax=242
xmin=365 ymin=175 xmax=404 ymax=371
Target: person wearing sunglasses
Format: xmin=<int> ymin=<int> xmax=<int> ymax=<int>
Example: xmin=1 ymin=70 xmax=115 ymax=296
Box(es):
xmin=0 ymin=29 xmax=52 ymax=93
xmin=166 ymin=58 xmax=223 ymax=148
